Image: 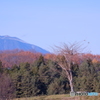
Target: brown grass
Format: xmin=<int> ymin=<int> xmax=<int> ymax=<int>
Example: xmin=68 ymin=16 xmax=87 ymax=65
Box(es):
xmin=14 ymin=94 xmax=100 ymax=100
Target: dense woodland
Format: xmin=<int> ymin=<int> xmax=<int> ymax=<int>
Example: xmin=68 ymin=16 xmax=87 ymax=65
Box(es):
xmin=0 ymin=50 xmax=100 ymax=99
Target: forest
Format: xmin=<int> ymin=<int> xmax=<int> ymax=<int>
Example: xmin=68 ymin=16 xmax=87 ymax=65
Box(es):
xmin=0 ymin=48 xmax=100 ymax=100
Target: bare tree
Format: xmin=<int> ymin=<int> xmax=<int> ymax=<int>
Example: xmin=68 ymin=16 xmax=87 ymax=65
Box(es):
xmin=0 ymin=74 xmax=15 ymax=100
xmin=54 ymin=42 xmax=84 ymax=92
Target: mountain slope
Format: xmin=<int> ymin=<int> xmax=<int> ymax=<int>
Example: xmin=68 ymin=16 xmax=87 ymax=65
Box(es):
xmin=0 ymin=35 xmax=50 ymax=54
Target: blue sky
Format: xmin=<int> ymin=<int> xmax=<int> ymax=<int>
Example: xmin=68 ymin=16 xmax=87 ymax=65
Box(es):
xmin=0 ymin=0 xmax=100 ymax=54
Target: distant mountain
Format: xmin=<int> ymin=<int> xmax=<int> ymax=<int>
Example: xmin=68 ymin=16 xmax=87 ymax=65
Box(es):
xmin=0 ymin=35 xmax=50 ymax=54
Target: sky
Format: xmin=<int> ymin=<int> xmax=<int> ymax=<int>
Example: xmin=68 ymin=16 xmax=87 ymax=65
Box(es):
xmin=0 ymin=0 xmax=100 ymax=54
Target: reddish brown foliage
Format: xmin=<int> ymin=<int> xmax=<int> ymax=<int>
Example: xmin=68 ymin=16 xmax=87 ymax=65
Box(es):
xmin=82 ymin=53 xmax=100 ymax=63
xmin=44 ymin=53 xmax=56 ymax=60
xmin=0 ymin=49 xmax=100 ymax=68
xmin=0 ymin=50 xmax=41 ymax=68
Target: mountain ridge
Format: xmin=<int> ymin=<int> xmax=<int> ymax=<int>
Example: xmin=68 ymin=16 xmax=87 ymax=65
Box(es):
xmin=0 ymin=35 xmax=50 ymax=54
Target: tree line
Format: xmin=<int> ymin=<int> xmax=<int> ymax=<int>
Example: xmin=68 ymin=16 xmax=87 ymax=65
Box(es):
xmin=0 ymin=43 xmax=100 ymax=100
xmin=0 ymin=55 xmax=100 ymax=99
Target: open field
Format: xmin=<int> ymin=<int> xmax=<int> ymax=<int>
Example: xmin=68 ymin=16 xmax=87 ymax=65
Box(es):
xmin=14 ymin=94 xmax=100 ymax=100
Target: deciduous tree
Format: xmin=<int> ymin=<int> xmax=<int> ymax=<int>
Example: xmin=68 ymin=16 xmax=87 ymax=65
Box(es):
xmin=54 ymin=42 xmax=84 ymax=92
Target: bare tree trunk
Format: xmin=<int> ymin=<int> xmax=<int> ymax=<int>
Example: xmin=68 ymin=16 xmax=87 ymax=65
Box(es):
xmin=59 ymin=63 xmax=74 ymax=92
xmin=69 ymin=71 xmax=74 ymax=92
xmin=69 ymin=79 xmax=74 ymax=92
xmin=66 ymin=69 xmax=74 ymax=92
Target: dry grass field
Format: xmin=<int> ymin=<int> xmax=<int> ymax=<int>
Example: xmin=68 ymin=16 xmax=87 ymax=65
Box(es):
xmin=14 ymin=94 xmax=100 ymax=100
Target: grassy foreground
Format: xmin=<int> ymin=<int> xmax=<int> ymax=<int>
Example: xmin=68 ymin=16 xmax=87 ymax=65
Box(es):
xmin=14 ymin=94 xmax=100 ymax=100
